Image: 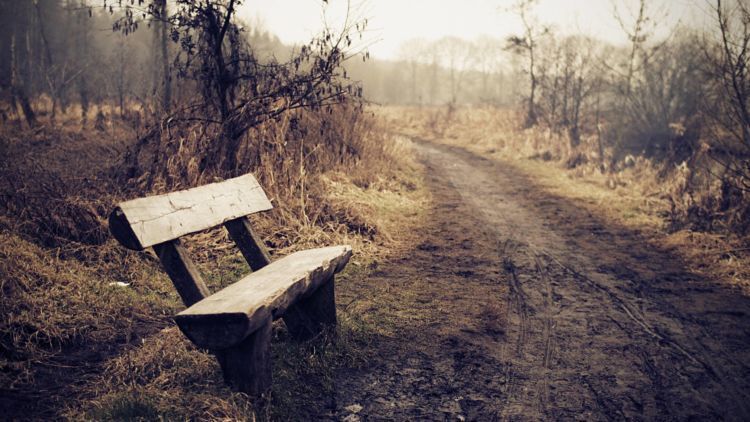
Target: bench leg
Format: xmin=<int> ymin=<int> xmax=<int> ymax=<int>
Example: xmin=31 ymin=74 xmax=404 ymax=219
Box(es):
xmin=215 ymin=317 xmax=272 ymax=396
xmin=283 ymin=275 xmax=337 ymax=341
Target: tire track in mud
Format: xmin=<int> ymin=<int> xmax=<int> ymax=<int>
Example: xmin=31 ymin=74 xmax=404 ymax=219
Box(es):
xmin=533 ymin=252 xmax=556 ymax=417
xmin=415 ymin=141 xmax=750 ymax=420
xmin=504 ymin=256 xmax=529 ymax=358
xmin=331 ymin=148 xmax=522 ymax=420
xmin=541 ymin=249 xmax=714 ymax=374
xmin=330 ymin=140 xmax=750 ymax=421
xmin=500 ymin=245 xmax=560 ymax=419
xmin=499 ymin=252 xmax=530 ymax=418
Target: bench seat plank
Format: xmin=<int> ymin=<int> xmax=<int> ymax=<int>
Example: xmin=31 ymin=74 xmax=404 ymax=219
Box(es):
xmin=174 ymin=245 xmax=352 ymax=350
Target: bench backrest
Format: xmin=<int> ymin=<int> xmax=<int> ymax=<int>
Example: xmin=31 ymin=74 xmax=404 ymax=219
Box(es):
xmin=109 ymin=174 xmax=272 ymax=250
xmin=109 ymin=174 xmax=274 ymax=307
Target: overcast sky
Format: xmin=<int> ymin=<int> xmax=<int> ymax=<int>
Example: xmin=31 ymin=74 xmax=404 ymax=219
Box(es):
xmin=237 ymin=0 xmax=707 ymax=61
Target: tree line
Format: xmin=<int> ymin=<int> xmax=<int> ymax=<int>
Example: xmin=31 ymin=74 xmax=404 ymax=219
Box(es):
xmin=1 ymin=0 xmax=748 ymax=207
xmin=347 ymin=36 xmax=518 ymax=106
xmin=0 ymin=0 xmax=365 ymax=176
xmin=508 ymin=0 xmax=750 ymax=189
xmin=356 ymin=1 xmax=748 ymax=190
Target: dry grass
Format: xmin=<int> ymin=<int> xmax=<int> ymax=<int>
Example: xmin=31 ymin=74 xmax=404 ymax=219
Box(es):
xmin=0 ymin=232 xmax=176 ymax=390
xmin=67 ymin=327 xmax=255 ymax=421
xmin=64 ymin=133 xmax=429 ymax=419
xmin=382 ymin=105 xmax=667 ymax=228
xmin=1 ymin=101 xmax=429 ymax=419
xmin=381 ymin=104 xmax=750 ymax=295
xmin=661 ymin=231 xmax=750 ymax=295
xmin=0 ymin=116 xmax=183 ymax=400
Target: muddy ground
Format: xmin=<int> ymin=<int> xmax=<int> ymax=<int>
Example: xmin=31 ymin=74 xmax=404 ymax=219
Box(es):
xmin=325 ymin=141 xmax=750 ymax=421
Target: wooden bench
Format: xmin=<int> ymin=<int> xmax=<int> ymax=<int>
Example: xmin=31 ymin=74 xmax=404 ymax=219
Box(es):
xmin=108 ymin=174 xmax=352 ymax=395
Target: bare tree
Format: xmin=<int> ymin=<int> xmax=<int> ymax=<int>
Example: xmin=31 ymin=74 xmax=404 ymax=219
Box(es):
xmin=398 ymin=38 xmax=427 ymax=104
xmin=606 ymin=0 xmax=683 ymax=157
xmin=474 ymin=36 xmax=506 ymax=104
xmin=153 ymin=0 xmax=171 ymax=112
xmin=613 ymin=0 xmax=651 ymax=95
xmin=505 ymin=0 xmax=548 ymax=127
xmin=35 ymin=0 xmax=73 ymax=121
xmin=707 ymin=0 xmax=750 ymax=189
xmin=76 ymin=0 xmax=90 ymax=125
xmin=113 ymin=0 xmax=367 ymax=174
xmin=436 ymin=36 xmax=475 ymax=104
xmin=8 ymin=1 xmax=37 ymax=127
xmin=565 ymin=37 xmax=600 ymax=147
xmin=536 ymin=35 xmax=601 ymax=148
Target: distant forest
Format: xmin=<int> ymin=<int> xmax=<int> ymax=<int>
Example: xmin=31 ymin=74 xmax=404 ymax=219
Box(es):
xmin=2 ymin=0 xmax=750 ymax=173
xmin=0 ymin=0 xmax=516 ymax=112
xmin=0 ymin=0 xmax=295 ymax=121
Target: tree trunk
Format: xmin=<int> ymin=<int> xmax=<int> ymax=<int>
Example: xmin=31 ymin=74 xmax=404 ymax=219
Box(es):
xmin=35 ymin=1 xmax=56 ymax=122
xmin=10 ymin=26 xmax=36 ymax=127
xmin=411 ymin=62 xmax=417 ymax=104
xmin=159 ymin=0 xmax=171 ymax=112
xmin=595 ymin=93 xmax=605 ymax=173
xmin=526 ymin=45 xmax=537 ymax=127
xmin=78 ymin=2 xmax=89 ymax=125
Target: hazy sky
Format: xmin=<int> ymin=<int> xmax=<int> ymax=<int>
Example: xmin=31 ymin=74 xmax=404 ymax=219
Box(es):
xmin=238 ymin=0 xmax=705 ymax=60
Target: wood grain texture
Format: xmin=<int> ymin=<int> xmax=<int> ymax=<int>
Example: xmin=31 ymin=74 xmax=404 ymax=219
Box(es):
xmin=153 ymin=239 xmax=211 ymax=307
xmin=174 ymin=245 xmax=352 ymax=349
xmin=112 ymin=174 xmax=273 ymax=250
xmin=224 ymin=217 xmax=271 ymax=271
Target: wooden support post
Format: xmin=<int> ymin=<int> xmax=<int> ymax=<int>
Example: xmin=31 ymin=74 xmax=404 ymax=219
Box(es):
xmin=153 ymin=239 xmax=210 ymax=307
xmin=283 ymin=276 xmax=337 ymax=341
xmin=224 ymin=217 xmax=271 ymax=271
xmin=216 ymin=317 xmax=272 ymax=396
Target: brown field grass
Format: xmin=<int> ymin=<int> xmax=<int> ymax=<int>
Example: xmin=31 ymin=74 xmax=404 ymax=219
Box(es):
xmin=0 ymin=103 xmax=429 ymax=419
xmin=380 ymin=105 xmax=750 ymax=295
xmin=7 ymin=100 xmax=745 ymax=418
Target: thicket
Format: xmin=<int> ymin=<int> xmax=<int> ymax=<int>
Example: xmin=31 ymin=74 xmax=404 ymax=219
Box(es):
xmin=360 ymin=0 xmax=749 ymax=235
xmin=501 ymin=0 xmax=750 ymax=235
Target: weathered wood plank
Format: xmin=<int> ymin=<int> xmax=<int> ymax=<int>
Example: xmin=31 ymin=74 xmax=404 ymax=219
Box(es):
xmin=174 ymin=245 xmax=351 ymax=350
xmin=153 ymin=239 xmax=210 ymax=307
xmin=110 ymin=174 xmax=273 ymax=250
xmin=224 ymin=217 xmax=271 ymax=271
xmin=216 ymin=316 xmax=272 ymax=396
xmin=109 ymin=207 xmax=142 ymax=250
xmin=283 ymin=276 xmax=337 ymax=341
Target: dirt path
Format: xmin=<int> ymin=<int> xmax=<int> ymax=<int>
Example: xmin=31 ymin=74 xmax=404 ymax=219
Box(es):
xmin=330 ymin=141 xmax=750 ymax=421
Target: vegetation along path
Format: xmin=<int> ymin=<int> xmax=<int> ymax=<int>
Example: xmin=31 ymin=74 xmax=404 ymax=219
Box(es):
xmin=330 ymin=140 xmax=750 ymax=421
